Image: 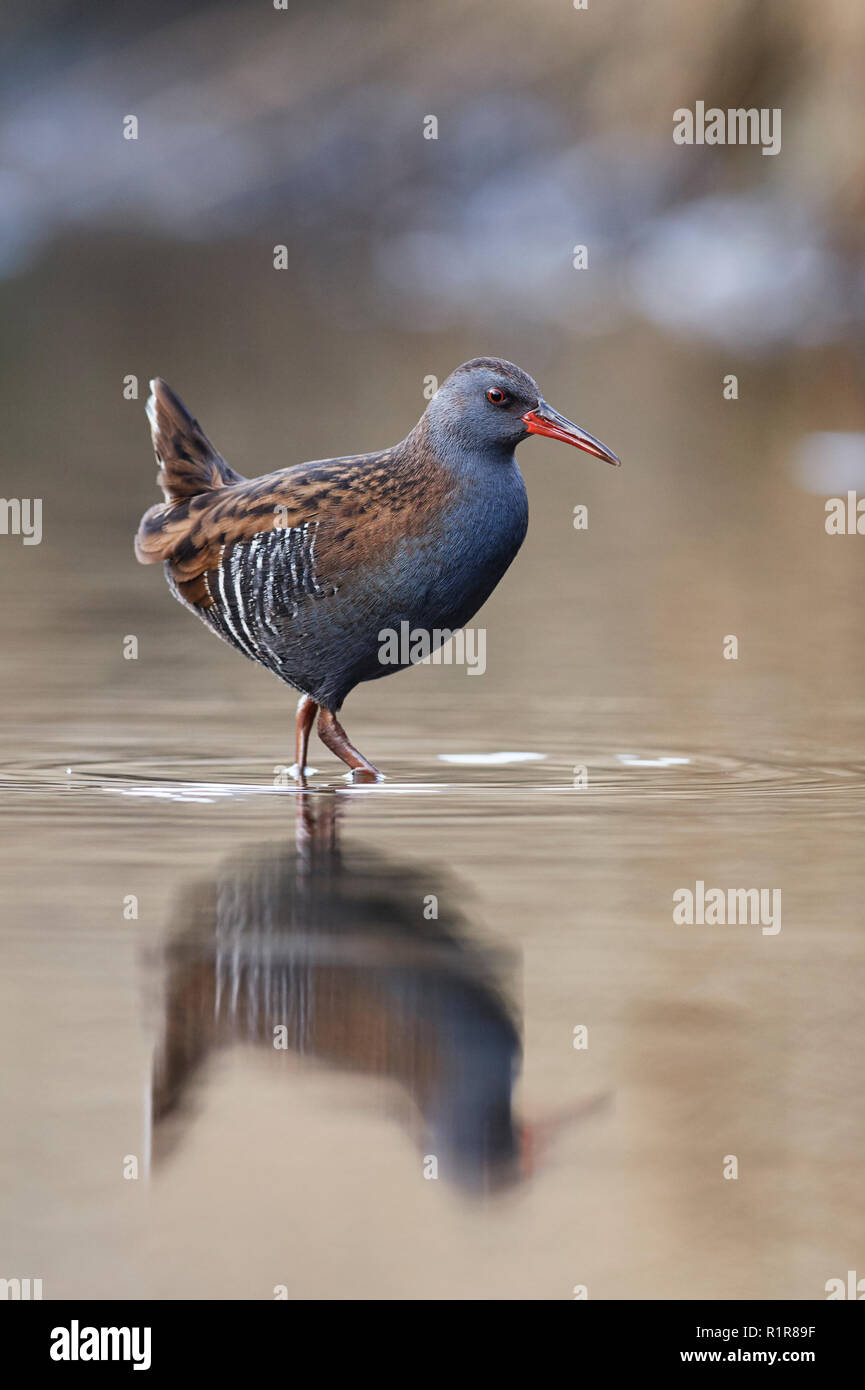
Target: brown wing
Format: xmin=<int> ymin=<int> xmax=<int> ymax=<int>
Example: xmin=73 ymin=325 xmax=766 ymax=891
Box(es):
xmin=138 ymin=449 xmax=449 ymax=695
xmin=136 ymin=446 xmax=450 ymax=609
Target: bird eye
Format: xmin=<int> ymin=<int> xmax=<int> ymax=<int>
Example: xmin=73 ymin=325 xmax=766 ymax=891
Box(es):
xmin=487 ymin=388 xmax=506 ymax=405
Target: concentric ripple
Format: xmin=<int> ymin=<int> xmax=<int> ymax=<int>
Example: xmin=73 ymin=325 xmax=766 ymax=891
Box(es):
xmin=0 ymin=748 xmax=863 ymax=801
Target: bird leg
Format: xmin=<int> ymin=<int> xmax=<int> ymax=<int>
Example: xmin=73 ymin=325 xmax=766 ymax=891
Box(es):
xmin=292 ymin=693 xmax=319 ymax=780
xmin=317 ymin=707 xmax=382 ymax=780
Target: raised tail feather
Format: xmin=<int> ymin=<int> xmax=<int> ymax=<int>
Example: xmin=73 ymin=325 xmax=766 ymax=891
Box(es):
xmin=135 ymin=378 xmax=245 ymax=565
xmin=146 ymin=378 xmax=242 ymax=500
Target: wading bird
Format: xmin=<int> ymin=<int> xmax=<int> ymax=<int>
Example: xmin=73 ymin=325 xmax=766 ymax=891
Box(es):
xmin=135 ymin=358 xmax=619 ymax=778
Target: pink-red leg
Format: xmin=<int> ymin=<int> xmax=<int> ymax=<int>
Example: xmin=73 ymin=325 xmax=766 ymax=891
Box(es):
xmin=293 ymin=694 xmax=319 ymax=780
xmin=317 ymin=707 xmax=382 ymax=780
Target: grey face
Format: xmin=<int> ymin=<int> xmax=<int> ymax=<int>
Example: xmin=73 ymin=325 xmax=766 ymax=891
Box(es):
xmin=426 ymin=356 xmax=622 ymax=468
xmin=426 ymin=358 xmax=541 ymax=454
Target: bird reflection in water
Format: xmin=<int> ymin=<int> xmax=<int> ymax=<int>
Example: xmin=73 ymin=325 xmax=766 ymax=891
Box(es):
xmin=151 ymin=793 xmax=599 ymax=1193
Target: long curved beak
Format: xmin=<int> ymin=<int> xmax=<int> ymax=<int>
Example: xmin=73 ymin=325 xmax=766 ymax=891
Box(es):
xmin=522 ymin=399 xmax=621 ymax=466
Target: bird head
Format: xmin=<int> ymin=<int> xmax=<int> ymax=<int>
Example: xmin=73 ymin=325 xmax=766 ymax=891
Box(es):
xmin=425 ymin=357 xmax=620 ymax=466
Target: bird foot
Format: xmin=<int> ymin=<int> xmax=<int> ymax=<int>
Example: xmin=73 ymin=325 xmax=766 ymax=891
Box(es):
xmin=287 ymin=762 xmax=318 ymax=781
xmin=345 ymin=766 xmax=384 ymax=783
